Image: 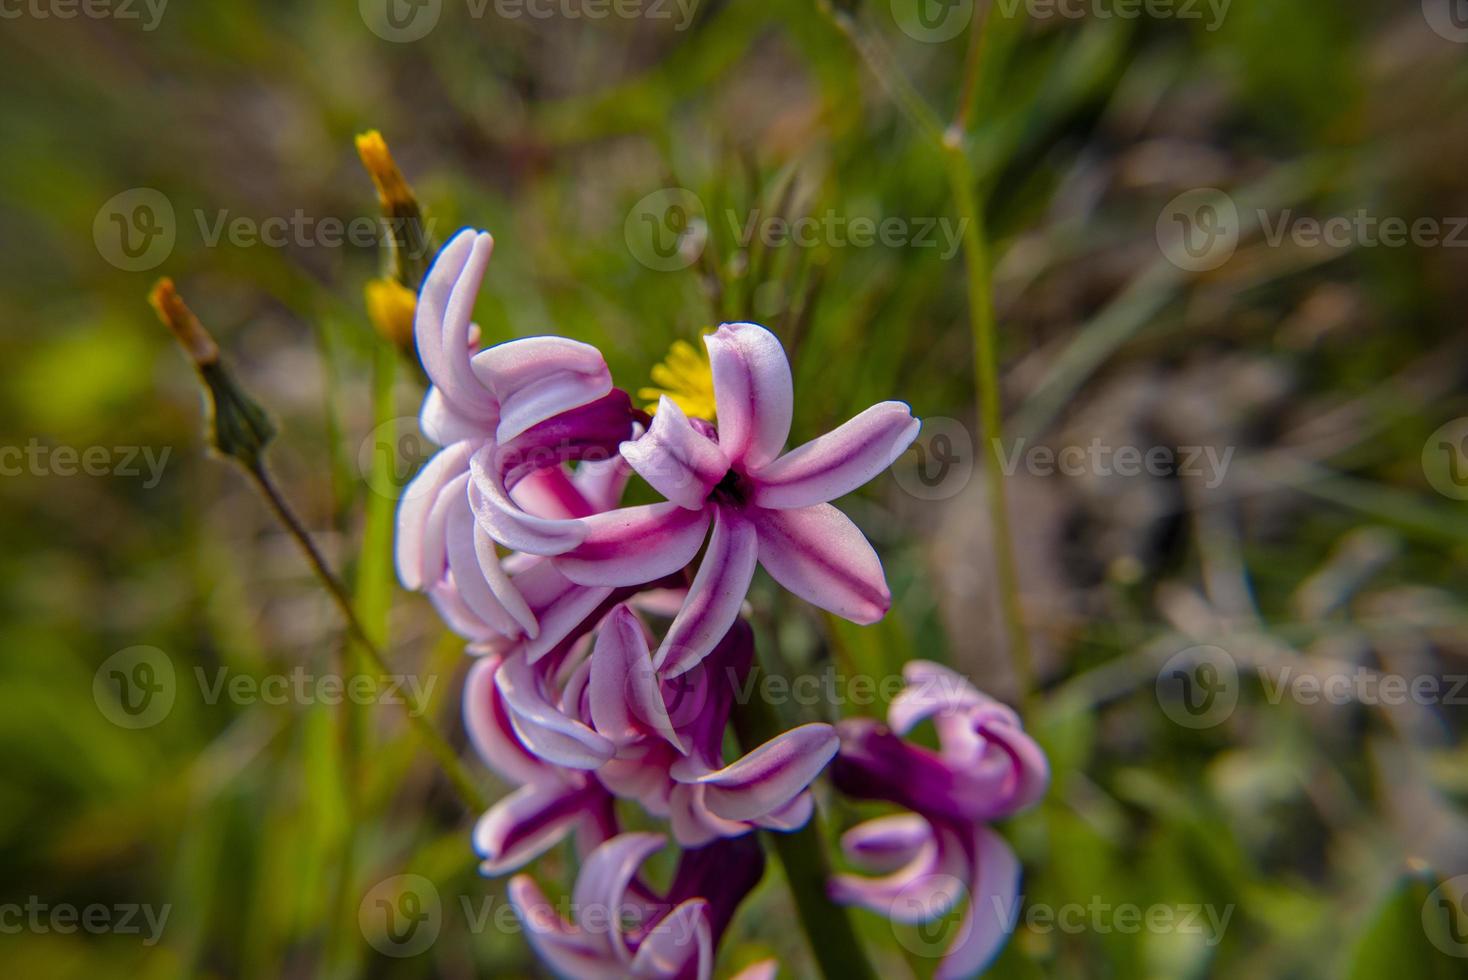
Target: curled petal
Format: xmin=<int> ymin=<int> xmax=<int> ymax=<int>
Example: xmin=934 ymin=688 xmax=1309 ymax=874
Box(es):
xmin=446 ymin=494 xmax=524 ymax=637
xmin=395 ymin=442 xmax=474 ymax=590
xmin=620 ymin=396 xmax=729 ymax=510
xmin=589 ymin=605 xmax=686 ymax=753
xmin=888 ymin=660 xmax=987 ymax=735
xmin=694 ymin=723 xmax=838 ymax=823
xmin=654 ymin=507 xmax=759 ymax=678
xmin=512 ymin=465 xmax=598 ymax=520
xmin=704 ymin=323 xmax=792 ymax=469
xmin=511 ymin=561 xmax=616 ymax=664
xmin=496 ymin=653 xmax=614 ymax=770
xmin=573 ymin=454 xmax=633 ymax=513
xmin=416 ymin=230 xmax=497 ymax=422
xmin=572 ymin=832 xmax=666 ymax=963
xmin=751 ymin=402 xmax=920 ymax=509
xmin=555 ymin=502 xmax=712 ymax=587
xmin=469 ymin=444 xmax=588 ymax=556
xmin=827 ymin=819 xmax=968 ymax=924
xmin=471 ymin=336 xmax=613 ymax=443
xmin=839 ymin=813 xmax=933 ymax=874
xmin=935 ymin=828 xmax=1022 ymax=980
xmin=752 ymin=504 xmax=891 ymax=624
xmin=629 ymin=898 xmax=712 ymax=980
xmin=420 ymin=386 xmax=489 ymax=445
xmin=508 ymin=876 xmax=626 ymax=980
xmin=668 ymin=783 xmax=750 ymax=848
xmin=462 ymin=655 xmax=545 ymax=786
xmin=751 ymin=791 xmax=814 ymax=833
xmin=475 ymin=781 xmax=592 ymax=876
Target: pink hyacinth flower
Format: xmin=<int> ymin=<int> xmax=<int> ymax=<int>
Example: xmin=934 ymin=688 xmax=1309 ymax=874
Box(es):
xmin=532 ymin=322 xmax=920 ymax=676
xmin=397 ymin=227 xmax=639 ymax=647
xmin=509 ymin=832 xmax=776 ymax=980
xmin=827 ymin=661 xmax=1048 ymax=980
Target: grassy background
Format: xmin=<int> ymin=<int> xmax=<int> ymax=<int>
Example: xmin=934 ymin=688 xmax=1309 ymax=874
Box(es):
xmin=2 ymin=0 xmax=1468 ymax=977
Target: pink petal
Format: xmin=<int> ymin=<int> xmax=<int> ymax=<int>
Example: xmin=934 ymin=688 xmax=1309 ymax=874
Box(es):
xmin=888 ymin=660 xmax=986 ymax=735
xmin=395 ymin=442 xmax=474 ymax=590
xmin=572 ymin=832 xmax=666 ymax=962
xmin=668 ymin=783 xmax=749 ymax=848
xmin=827 ymin=820 xmax=968 ymax=924
xmin=629 ymin=898 xmax=712 ymax=980
xmin=509 ymin=876 xmax=625 ymax=979
xmin=462 ymin=655 xmax=545 ymax=786
xmin=750 ymin=402 xmax=920 ymax=509
xmin=416 ymin=230 xmax=497 ymax=423
xmin=935 ymin=828 xmax=1021 ymax=980
xmin=420 ymin=471 xmax=471 ymax=592
xmin=620 ymin=396 xmax=729 ymax=510
xmin=751 ymin=504 xmax=891 ymax=624
xmin=512 ymin=465 xmax=598 ymax=520
xmin=446 ymin=493 xmax=525 ymax=637
xmin=512 ymin=560 xmax=615 ymax=664
xmin=555 ymin=503 xmax=711 ymax=587
xmin=495 ymin=652 xmax=614 ymax=769
xmin=469 ymin=444 xmax=588 ymax=556
xmin=653 ymin=507 xmax=759 ymax=678
xmin=573 ymin=454 xmax=633 ymax=513
xmin=751 ymin=790 xmax=814 ymax=832
xmin=838 ymin=813 xmax=932 ymax=874
xmin=694 ymin=723 xmax=838 ymax=822
xmin=589 ymin=606 xmax=686 ymax=753
xmin=419 ymin=386 xmax=489 ymax=445
xmin=704 ymin=323 xmax=792 ymax=469
xmin=471 ymin=336 xmax=613 ymax=443
xmin=475 ymin=781 xmax=590 ymax=875
xmin=473 ymin=521 xmax=538 ymax=637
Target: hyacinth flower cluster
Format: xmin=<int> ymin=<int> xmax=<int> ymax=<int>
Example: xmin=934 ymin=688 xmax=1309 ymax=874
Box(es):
xmin=396 ymin=227 xmax=1047 ymax=978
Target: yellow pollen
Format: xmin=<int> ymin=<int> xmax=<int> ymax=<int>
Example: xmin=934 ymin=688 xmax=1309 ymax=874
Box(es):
xmin=639 ymin=338 xmax=717 ymax=421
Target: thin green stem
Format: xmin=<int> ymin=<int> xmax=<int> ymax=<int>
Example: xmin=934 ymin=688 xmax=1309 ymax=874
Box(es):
xmin=243 ymin=461 xmax=489 ymax=813
xmin=943 ymin=151 xmax=1035 ymax=708
xmin=732 ymin=690 xmax=877 ymax=980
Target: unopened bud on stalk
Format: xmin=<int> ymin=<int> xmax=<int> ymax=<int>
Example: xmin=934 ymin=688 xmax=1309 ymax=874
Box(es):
xmin=355 ymin=129 xmax=433 ymax=292
xmin=364 ymin=276 xmax=418 ymax=352
xmin=149 ymin=278 xmax=275 ymax=469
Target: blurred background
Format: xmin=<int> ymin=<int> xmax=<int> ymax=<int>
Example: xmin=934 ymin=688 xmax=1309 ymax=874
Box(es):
xmin=3 ymin=0 xmax=1468 ymax=976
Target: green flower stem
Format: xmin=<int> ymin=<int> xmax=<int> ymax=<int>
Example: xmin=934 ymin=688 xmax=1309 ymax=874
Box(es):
xmin=732 ymin=688 xmax=877 ymax=980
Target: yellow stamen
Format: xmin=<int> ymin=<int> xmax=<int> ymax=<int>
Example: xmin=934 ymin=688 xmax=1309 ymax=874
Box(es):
xmin=354 ymin=130 xmax=416 ymax=214
xmin=639 ymin=338 xmax=717 ymax=421
xmin=365 ymin=277 xmax=417 ymax=352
